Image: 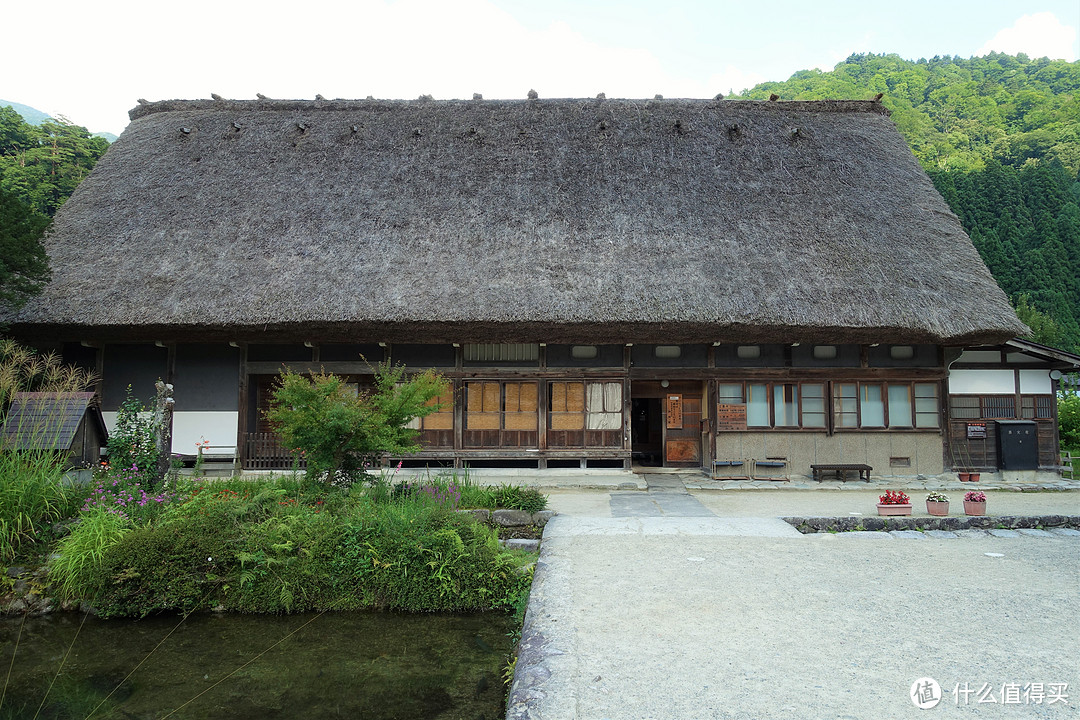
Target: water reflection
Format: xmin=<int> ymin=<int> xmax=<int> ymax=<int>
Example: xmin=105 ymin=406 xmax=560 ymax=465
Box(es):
xmin=0 ymin=610 xmax=513 ymax=719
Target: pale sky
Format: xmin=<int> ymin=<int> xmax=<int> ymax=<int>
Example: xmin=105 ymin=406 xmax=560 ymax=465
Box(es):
xmin=2 ymin=0 xmax=1078 ymax=136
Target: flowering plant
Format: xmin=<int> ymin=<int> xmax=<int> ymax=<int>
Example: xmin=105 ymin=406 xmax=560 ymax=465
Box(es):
xmin=926 ymin=491 xmax=949 ymax=503
xmin=82 ymin=468 xmax=176 ymax=523
xmin=963 ymin=491 xmax=986 ymax=503
xmin=878 ymin=490 xmax=910 ymax=505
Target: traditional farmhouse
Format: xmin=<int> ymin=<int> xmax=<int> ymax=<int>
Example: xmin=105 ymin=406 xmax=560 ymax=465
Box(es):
xmin=9 ymin=95 xmax=1074 ymax=478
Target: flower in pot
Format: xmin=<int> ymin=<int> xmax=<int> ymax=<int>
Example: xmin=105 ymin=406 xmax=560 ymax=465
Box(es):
xmin=925 ymin=491 xmax=949 ymax=516
xmin=963 ymin=490 xmax=987 ymax=516
xmin=877 ymin=490 xmax=912 ymax=516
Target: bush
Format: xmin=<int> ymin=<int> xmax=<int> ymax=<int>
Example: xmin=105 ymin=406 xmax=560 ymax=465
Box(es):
xmin=105 ymin=388 xmax=159 ymax=476
xmin=1059 ymin=391 xmax=1080 ymax=451
xmin=265 ymin=365 xmax=449 ymax=485
xmin=73 ymin=475 xmax=535 ymax=617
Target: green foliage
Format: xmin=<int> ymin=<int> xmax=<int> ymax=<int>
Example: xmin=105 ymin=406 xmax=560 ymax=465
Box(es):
xmin=266 ymin=365 xmax=449 ymax=484
xmin=67 ymin=474 xmax=535 ymax=617
xmin=0 ymin=106 xmax=110 ymax=218
xmin=0 ymin=449 xmax=78 ymax=560
xmin=1059 ymin=391 xmax=1080 ymax=450
xmin=49 ymin=508 xmax=130 ymax=601
xmin=0 ymin=186 xmax=49 ymax=311
xmin=105 ymin=387 xmax=159 ymax=475
xmin=738 ymin=52 xmax=1080 ymax=175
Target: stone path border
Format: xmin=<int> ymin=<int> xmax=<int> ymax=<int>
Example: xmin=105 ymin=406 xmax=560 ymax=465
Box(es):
xmin=784 ymin=513 xmax=1080 ymax=533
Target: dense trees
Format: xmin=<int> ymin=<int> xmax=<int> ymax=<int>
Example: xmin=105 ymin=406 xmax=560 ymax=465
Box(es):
xmin=740 ymin=53 xmax=1080 ymax=351
xmin=0 ymin=105 xmax=110 ymax=218
xmin=0 ymin=106 xmax=109 ymax=312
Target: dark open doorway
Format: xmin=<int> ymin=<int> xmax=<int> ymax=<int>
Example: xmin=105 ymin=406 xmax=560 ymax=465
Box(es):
xmin=631 ymin=398 xmax=663 ymax=466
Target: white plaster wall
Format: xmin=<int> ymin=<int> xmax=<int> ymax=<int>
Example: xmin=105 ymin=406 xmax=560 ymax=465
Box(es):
xmin=1018 ymin=369 xmax=1052 ymax=394
xmin=102 ymin=411 xmax=239 ymax=456
xmin=948 ymin=369 xmax=1014 ymax=394
xmin=172 ymin=412 xmax=239 ymax=455
xmin=1006 ymin=352 xmax=1041 ymax=364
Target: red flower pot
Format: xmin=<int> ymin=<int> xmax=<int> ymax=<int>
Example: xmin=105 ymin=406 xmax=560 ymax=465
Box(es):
xmin=877 ymin=503 xmax=912 ymax=516
xmin=958 ymin=472 xmax=971 ymax=482
xmin=963 ymin=500 xmax=987 ymax=516
xmin=968 ymin=472 xmax=980 ymax=482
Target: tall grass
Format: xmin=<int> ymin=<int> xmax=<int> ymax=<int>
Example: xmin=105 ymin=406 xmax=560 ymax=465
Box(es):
xmin=49 ymin=509 xmax=131 ymax=601
xmin=0 ymin=449 xmax=77 ymax=561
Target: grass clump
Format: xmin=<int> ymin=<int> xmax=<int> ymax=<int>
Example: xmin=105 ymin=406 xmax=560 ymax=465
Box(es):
xmin=0 ymin=449 xmax=81 ymax=561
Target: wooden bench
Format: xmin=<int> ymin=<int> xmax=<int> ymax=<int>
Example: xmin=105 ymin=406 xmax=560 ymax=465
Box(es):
xmin=810 ymin=463 xmax=872 ymax=482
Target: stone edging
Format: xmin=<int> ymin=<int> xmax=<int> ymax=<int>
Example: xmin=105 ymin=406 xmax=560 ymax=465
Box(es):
xmin=456 ymin=509 xmax=556 ymax=528
xmin=784 ymin=514 xmax=1080 ymax=533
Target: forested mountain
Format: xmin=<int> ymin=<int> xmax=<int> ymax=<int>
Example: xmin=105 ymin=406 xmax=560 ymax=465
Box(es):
xmin=0 ymin=106 xmax=110 ymax=219
xmin=738 ymin=52 xmax=1080 ymax=352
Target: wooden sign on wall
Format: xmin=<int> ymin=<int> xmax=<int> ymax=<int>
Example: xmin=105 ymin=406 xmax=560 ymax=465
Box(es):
xmin=666 ymin=394 xmax=683 ymax=429
xmin=716 ymin=403 xmax=748 ymax=431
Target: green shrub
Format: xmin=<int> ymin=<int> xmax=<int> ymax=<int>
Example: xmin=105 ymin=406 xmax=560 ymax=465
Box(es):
xmin=77 ymin=476 xmax=534 ymax=617
xmin=265 ymin=365 xmax=449 ymax=485
xmin=105 ymin=388 xmax=159 ymax=476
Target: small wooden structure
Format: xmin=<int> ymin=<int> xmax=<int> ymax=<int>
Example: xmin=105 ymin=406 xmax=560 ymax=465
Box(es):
xmin=1 ymin=392 xmax=107 ymax=466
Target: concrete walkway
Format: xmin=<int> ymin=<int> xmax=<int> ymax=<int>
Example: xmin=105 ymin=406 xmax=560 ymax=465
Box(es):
xmin=507 ymin=475 xmax=1080 ymax=719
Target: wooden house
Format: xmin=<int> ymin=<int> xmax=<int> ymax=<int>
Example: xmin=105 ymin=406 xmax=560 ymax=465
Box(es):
xmin=11 ymin=95 xmax=1067 ymax=478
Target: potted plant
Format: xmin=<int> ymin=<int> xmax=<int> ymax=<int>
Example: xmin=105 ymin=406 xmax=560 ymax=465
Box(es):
xmin=951 ymin=441 xmax=980 ymax=481
xmin=925 ymin=491 xmax=949 ymax=516
xmin=877 ymin=490 xmax=912 ymax=516
xmin=963 ymin=490 xmax=987 ymax=516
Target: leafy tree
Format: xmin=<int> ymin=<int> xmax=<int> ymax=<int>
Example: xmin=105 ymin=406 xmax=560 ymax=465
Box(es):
xmin=266 ymin=364 xmax=449 ymax=484
xmin=0 ymin=106 xmax=109 ymax=217
xmin=1013 ymin=294 xmax=1065 ymax=348
xmin=1059 ymin=391 xmax=1080 ymax=450
xmin=0 ymin=187 xmax=50 ymax=312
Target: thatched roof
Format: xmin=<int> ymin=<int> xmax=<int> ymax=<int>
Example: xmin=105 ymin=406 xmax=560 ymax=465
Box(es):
xmin=10 ymin=96 xmax=1026 ymax=345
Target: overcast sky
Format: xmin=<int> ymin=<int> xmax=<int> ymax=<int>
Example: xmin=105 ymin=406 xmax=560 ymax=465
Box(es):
xmin=3 ymin=0 xmax=1077 ymax=136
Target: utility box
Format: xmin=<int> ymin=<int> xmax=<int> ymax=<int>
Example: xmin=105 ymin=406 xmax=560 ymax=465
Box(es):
xmin=996 ymin=420 xmax=1038 ymax=470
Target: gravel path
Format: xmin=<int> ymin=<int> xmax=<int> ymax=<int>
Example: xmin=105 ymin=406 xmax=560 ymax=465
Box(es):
xmin=509 ymin=516 xmax=1080 ymax=719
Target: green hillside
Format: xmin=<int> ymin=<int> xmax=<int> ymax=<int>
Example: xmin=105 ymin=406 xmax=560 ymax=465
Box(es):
xmin=737 ymin=53 xmax=1080 ymax=352
xmin=0 ymin=105 xmax=110 ymax=218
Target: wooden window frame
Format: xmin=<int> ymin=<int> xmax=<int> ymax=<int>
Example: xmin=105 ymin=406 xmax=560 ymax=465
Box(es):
xmin=833 ymin=381 xmax=940 ymax=431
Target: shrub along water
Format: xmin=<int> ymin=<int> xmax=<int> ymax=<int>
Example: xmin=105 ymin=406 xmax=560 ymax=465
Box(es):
xmin=50 ymin=472 xmax=537 ymax=618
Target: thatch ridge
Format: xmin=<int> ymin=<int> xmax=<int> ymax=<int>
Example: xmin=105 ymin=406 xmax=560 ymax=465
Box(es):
xmin=13 ymin=97 xmax=1025 ymax=345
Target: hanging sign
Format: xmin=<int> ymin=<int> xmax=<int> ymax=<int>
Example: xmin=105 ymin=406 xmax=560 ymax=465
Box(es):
xmin=666 ymin=394 xmax=683 ymax=429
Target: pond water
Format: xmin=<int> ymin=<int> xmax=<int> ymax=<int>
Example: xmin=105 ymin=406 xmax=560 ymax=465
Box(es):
xmin=0 ymin=610 xmax=514 ymax=719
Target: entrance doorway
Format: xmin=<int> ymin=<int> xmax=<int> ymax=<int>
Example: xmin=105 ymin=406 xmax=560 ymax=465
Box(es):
xmin=631 ymin=398 xmax=662 ymax=466
xmin=631 ymin=381 xmax=704 ymax=468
